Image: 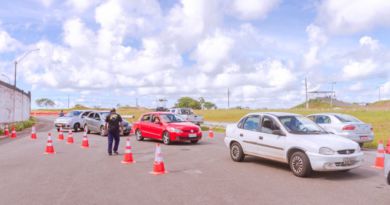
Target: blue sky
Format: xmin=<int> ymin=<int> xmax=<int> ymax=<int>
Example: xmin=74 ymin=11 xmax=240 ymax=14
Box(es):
xmin=0 ymin=0 xmax=390 ymax=109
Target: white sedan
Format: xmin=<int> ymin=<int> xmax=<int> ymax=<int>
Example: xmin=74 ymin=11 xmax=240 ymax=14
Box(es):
xmin=224 ymin=112 xmax=364 ymax=177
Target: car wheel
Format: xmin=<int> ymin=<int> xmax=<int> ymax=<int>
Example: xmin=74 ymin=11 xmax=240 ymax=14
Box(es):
xmin=100 ymin=126 xmax=106 ymax=136
xmin=74 ymin=123 xmax=80 ymax=132
xmin=84 ymin=125 xmax=90 ymax=134
xmin=289 ymin=152 xmax=312 ymax=177
xmin=358 ymin=143 xmax=364 ymax=148
xmin=230 ymin=142 xmax=245 ymax=162
xmin=387 ymin=172 xmax=390 ymax=185
xmin=135 ymin=129 xmax=144 ymax=141
xmin=162 ymin=131 xmax=171 ymax=145
xmin=57 ymin=128 xmax=60 ymax=132
xmin=123 ymin=131 xmax=130 ymax=136
xmin=190 ymin=140 xmax=199 ymax=144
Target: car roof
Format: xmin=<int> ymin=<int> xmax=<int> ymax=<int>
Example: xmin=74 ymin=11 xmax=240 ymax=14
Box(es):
xmin=246 ymin=112 xmax=302 ymax=117
xmin=308 ymin=113 xmax=349 ymax=116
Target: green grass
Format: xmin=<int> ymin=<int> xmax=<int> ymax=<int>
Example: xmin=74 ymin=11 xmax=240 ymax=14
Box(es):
xmin=1 ymin=117 xmax=36 ymax=135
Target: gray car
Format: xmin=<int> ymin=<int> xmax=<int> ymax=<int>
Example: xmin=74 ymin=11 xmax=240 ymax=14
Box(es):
xmin=307 ymin=113 xmax=374 ymax=147
xmin=83 ymin=111 xmax=131 ymax=136
xmin=54 ymin=110 xmax=92 ymax=132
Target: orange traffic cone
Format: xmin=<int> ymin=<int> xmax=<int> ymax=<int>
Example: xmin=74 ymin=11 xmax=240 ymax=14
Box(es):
xmin=373 ymin=140 xmax=385 ymax=169
xmin=121 ymin=138 xmax=135 ymax=164
xmin=150 ymin=144 xmax=167 ymax=175
xmin=58 ymin=127 xmax=64 ymax=140
xmin=81 ymin=131 xmax=89 ymax=148
xmin=31 ymin=126 xmax=37 ymax=139
xmin=67 ymin=130 xmax=74 ymax=144
xmin=208 ymin=127 xmax=214 ymax=138
xmin=10 ymin=126 xmax=16 ymax=138
xmin=4 ymin=124 xmax=9 ymax=137
xmin=386 ymin=138 xmax=390 ymax=154
xmin=44 ymin=133 xmax=55 ymax=154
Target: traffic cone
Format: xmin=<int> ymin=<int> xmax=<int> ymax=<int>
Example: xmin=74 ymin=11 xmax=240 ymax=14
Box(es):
xmin=373 ymin=140 xmax=385 ymax=169
xmin=44 ymin=133 xmax=55 ymax=154
xmin=10 ymin=126 xmax=16 ymax=138
xmin=150 ymin=144 xmax=167 ymax=175
xmin=58 ymin=127 xmax=64 ymax=140
xmin=386 ymin=138 xmax=390 ymax=154
xmin=67 ymin=130 xmax=74 ymax=144
xmin=208 ymin=127 xmax=214 ymax=138
xmin=4 ymin=124 xmax=9 ymax=137
xmin=81 ymin=131 xmax=89 ymax=148
xmin=121 ymin=138 xmax=135 ymax=164
xmin=31 ymin=126 xmax=37 ymax=139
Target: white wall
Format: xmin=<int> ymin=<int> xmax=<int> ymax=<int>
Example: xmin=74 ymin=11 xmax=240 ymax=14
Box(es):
xmin=0 ymin=80 xmax=31 ymax=123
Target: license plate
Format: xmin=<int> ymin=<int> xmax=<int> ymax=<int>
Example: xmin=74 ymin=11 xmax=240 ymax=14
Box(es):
xmin=343 ymin=157 xmax=355 ymax=166
xmin=189 ymin=134 xmax=197 ymax=138
xmin=360 ymin=136 xmax=369 ymax=140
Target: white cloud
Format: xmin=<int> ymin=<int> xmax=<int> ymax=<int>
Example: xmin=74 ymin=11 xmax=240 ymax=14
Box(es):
xmin=359 ymin=36 xmax=379 ymax=50
xmin=38 ymin=0 xmax=53 ymax=8
xmin=63 ymin=18 xmax=95 ymax=48
xmin=0 ymin=28 xmax=21 ymax=53
xmin=231 ymin=0 xmax=280 ymax=20
xmin=303 ymin=24 xmax=327 ymax=69
xmin=316 ymin=0 xmax=390 ymax=34
xmin=66 ymin=0 xmax=100 ymax=12
xmin=342 ymin=59 xmax=377 ymax=80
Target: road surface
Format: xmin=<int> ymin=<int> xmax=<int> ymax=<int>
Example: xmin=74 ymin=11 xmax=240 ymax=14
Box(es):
xmin=0 ymin=116 xmax=389 ymax=205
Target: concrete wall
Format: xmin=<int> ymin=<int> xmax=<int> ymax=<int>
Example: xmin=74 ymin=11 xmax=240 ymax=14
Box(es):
xmin=0 ymin=80 xmax=31 ymax=123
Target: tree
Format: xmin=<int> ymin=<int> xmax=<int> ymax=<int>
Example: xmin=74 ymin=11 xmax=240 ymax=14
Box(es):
xmin=35 ymin=98 xmax=55 ymax=108
xmin=203 ymin=101 xmax=217 ymax=109
xmin=175 ymin=97 xmax=202 ymax=109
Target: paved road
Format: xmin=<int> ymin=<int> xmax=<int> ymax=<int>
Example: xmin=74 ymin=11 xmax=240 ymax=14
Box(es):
xmin=0 ymin=117 xmax=389 ymax=205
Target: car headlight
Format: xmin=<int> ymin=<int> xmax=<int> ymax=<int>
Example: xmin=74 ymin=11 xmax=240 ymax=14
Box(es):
xmin=319 ymin=147 xmax=335 ymax=155
xmin=168 ymin=127 xmax=182 ymax=133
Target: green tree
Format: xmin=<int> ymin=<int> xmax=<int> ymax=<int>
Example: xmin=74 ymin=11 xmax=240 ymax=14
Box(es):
xmin=203 ymin=101 xmax=217 ymax=109
xmin=175 ymin=97 xmax=202 ymax=109
xmin=35 ymin=98 xmax=55 ymax=108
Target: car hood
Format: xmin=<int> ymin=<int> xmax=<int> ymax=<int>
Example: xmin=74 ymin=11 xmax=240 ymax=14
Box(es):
xmin=167 ymin=122 xmax=199 ymax=129
xmin=295 ymin=134 xmax=359 ymax=151
xmin=55 ymin=117 xmax=73 ymax=123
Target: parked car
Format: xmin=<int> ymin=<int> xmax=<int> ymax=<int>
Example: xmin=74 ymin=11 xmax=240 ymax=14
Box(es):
xmin=385 ymin=153 xmax=390 ymax=185
xmin=83 ymin=111 xmax=131 ymax=136
xmin=168 ymin=108 xmax=203 ymax=125
xmin=132 ymin=112 xmax=202 ymax=144
xmin=54 ymin=110 xmax=92 ymax=132
xmin=307 ymin=113 xmax=374 ymax=147
xmin=225 ymin=112 xmax=363 ymax=177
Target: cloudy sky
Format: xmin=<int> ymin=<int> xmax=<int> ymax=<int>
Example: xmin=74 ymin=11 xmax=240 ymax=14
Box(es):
xmin=0 ymin=0 xmax=390 ymax=109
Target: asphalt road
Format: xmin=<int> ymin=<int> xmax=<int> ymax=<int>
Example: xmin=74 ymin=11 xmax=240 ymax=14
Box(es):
xmin=0 ymin=116 xmax=389 ymax=205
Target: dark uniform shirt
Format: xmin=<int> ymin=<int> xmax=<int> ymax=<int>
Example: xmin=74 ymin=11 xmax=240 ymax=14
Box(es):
xmin=105 ymin=113 xmax=123 ymax=133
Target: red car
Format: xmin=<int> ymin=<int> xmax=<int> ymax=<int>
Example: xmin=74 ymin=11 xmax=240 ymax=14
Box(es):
xmin=133 ymin=112 xmax=202 ymax=144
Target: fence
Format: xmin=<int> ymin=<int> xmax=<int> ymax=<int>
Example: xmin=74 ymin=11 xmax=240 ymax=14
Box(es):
xmin=0 ymin=80 xmax=31 ymax=124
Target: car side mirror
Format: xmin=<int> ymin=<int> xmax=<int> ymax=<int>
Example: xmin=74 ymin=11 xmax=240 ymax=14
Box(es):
xmin=272 ymin=130 xmax=286 ymax=136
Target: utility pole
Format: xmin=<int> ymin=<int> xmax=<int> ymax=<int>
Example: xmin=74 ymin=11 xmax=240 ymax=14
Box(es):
xmin=378 ymin=86 xmax=382 ymax=101
xmin=305 ymin=77 xmax=309 ymax=109
xmin=227 ymin=88 xmax=230 ymax=109
xmin=67 ymin=95 xmax=70 ymax=109
xmin=136 ymin=98 xmax=138 ymax=108
xmin=330 ymin=82 xmax=336 ymax=108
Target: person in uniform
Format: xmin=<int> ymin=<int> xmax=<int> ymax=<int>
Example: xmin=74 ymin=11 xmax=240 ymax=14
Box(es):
xmin=105 ymin=108 xmax=123 ymax=155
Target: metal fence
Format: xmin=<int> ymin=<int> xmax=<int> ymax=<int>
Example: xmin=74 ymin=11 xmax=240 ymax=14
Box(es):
xmin=0 ymin=80 xmax=31 ymax=124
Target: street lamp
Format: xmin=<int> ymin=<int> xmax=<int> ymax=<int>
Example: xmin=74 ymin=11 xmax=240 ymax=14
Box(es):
xmin=13 ymin=48 xmax=40 ymax=122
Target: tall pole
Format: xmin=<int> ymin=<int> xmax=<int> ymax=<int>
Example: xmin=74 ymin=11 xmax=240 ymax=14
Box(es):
xmin=305 ymin=77 xmax=308 ymax=109
xmin=330 ymin=82 xmax=336 ymax=108
xmin=67 ymin=95 xmax=70 ymax=109
xmin=136 ymin=98 xmax=138 ymax=108
xmin=227 ymin=88 xmax=230 ymax=109
xmin=378 ymin=86 xmax=381 ymax=101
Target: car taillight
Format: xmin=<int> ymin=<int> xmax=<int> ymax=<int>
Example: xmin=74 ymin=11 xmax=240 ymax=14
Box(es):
xmin=370 ymin=127 xmax=373 ymax=131
xmin=342 ymin=125 xmax=355 ymax=131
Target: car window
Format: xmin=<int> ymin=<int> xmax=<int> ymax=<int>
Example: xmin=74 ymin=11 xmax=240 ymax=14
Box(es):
xmin=65 ymin=111 xmax=81 ymax=117
xmin=141 ymin=114 xmax=151 ymax=122
xmin=315 ymin=115 xmax=331 ymax=124
xmin=237 ymin=117 xmax=247 ymax=129
xmin=242 ymin=115 xmax=260 ymax=131
xmin=95 ymin=114 xmax=101 ymax=121
xmin=81 ymin=112 xmax=90 ymax=118
xmin=279 ymin=116 xmax=326 ymax=134
xmin=307 ymin=115 xmax=315 ymax=121
xmin=160 ymin=114 xmax=184 ymax=123
xmin=334 ymin=114 xmax=360 ymax=123
xmin=87 ymin=112 xmax=95 ymax=118
xmin=260 ymin=116 xmax=280 ymax=134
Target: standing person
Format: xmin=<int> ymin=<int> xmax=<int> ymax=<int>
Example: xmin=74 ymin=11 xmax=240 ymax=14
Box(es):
xmin=105 ymin=108 xmax=123 ymax=156
xmin=59 ymin=110 xmax=65 ymax=117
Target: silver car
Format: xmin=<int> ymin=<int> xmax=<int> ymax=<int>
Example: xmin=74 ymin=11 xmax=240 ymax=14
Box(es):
xmin=83 ymin=111 xmax=131 ymax=136
xmin=54 ymin=110 xmax=92 ymax=132
xmin=307 ymin=113 xmax=374 ymax=147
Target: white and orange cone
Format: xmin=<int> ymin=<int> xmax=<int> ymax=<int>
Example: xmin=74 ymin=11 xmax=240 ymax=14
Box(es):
xmin=44 ymin=133 xmax=55 ymax=154
xmin=10 ymin=126 xmax=16 ymax=138
xmin=150 ymin=144 xmax=167 ymax=175
xmin=66 ymin=130 xmax=74 ymax=144
xmin=31 ymin=126 xmax=37 ymax=139
xmin=208 ymin=127 xmax=214 ymax=138
xmin=58 ymin=127 xmax=64 ymax=140
xmin=81 ymin=131 xmax=89 ymax=148
xmin=121 ymin=138 xmax=135 ymax=164
xmin=373 ymin=140 xmax=385 ymax=169
xmin=4 ymin=124 xmax=9 ymax=137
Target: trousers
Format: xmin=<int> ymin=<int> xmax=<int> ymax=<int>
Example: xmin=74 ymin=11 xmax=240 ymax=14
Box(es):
xmin=108 ymin=130 xmax=120 ymax=154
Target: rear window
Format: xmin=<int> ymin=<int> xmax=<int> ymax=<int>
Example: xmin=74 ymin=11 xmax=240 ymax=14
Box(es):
xmin=334 ymin=114 xmax=360 ymax=123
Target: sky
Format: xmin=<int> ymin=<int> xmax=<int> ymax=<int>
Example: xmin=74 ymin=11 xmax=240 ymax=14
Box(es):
xmin=0 ymin=0 xmax=390 ymax=109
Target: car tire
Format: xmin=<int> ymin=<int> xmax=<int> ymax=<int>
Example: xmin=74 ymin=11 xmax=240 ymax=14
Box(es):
xmin=123 ymin=132 xmax=130 ymax=136
xmin=100 ymin=126 xmax=106 ymax=136
xmin=358 ymin=143 xmax=364 ymax=148
xmin=84 ymin=125 xmax=90 ymax=134
xmin=135 ymin=129 xmax=144 ymax=141
xmin=190 ymin=140 xmax=199 ymax=144
xmin=289 ymin=152 xmax=312 ymax=177
xmin=74 ymin=123 xmax=80 ymax=132
xmin=387 ymin=172 xmax=390 ymax=185
xmin=162 ymin=131 xmax=171 ymax=145
xmin=230 ymin=142 xmax=245 ymax=162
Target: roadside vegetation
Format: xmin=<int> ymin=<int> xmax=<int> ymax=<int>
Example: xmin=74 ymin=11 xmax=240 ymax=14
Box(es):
xmin=1 ymin=117 xmax=36 ymax=135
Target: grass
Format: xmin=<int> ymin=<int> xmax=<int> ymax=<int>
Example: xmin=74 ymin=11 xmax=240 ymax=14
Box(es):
xmin=1 ymin=117 xmax=36 ymax=135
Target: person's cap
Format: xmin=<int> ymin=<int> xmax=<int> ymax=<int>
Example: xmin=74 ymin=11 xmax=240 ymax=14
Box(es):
xmin=111 ymin=108 xmax=116 ymax=113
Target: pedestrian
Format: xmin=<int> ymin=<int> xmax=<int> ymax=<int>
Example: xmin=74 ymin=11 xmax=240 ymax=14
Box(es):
xmin=59 ymin=110 xmax=65 ymax=117
xmin=105 ymin=108 xmax=123 ymax=156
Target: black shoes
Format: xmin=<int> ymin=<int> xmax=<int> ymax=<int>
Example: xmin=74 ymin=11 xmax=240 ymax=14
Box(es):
xmin=114 ymin=151 xmax=119 ymax=155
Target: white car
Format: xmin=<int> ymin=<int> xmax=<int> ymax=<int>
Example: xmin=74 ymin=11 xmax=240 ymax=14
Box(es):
xmin=169 ymin=108 xmax=204 ymax=125
xmin=307 ymin=113 xmax=374 ymax=147
xmin=224 ymin=112 xmax=364 ymax=177
xmin=54 ymin=110 xmax=92 ymax=132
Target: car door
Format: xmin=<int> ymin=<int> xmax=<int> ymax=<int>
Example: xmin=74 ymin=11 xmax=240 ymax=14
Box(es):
xmin=149 ymin=114 xmax=165 ymax=139
xmin=258 ymin=115 xmax=286 ymax=162
xmin=85 ymin=112 xmax=95 ymax=131
xmin=237 ymin=115 xmax=263 ymax=155
xmin=139 ymin=114 xmax=153 ymax=137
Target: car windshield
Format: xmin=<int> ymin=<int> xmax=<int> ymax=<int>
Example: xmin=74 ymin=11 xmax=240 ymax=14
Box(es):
xmin=160 ymin=114 xmax=185 ymax=123
xmin=65 ymin=111 xmax=81 ymax=117
xmin=278 ymin=116 xmax=327 ymax=134
xmin=334 ymin=114 xmax=361 ymax=123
